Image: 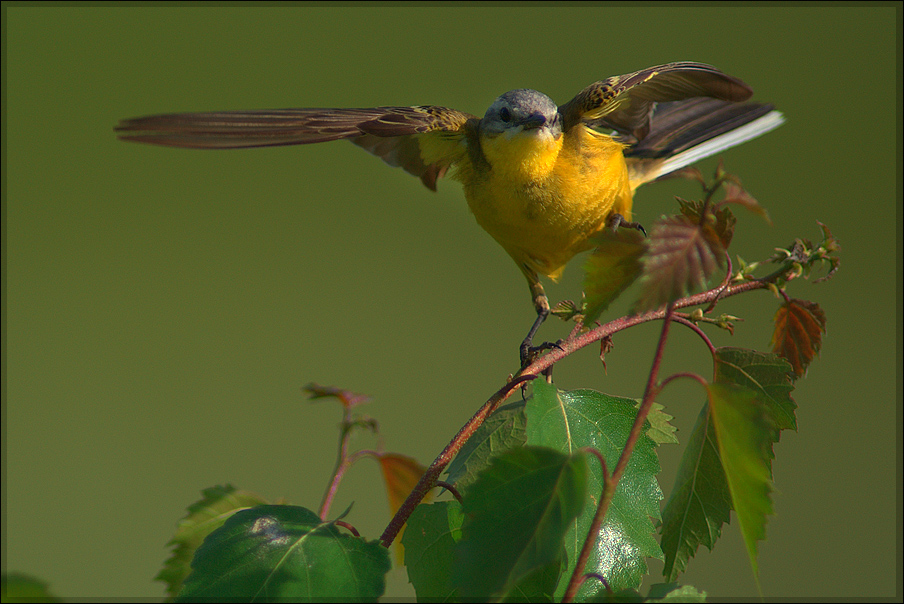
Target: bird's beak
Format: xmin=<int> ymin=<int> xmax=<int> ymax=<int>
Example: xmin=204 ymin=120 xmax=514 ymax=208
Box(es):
xmin=521 ymin=113 xmax=548 ymax=130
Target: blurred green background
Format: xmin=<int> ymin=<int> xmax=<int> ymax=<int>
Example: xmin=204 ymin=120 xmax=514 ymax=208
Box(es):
xmin=4 ymin=4 xmax=899 ymax=600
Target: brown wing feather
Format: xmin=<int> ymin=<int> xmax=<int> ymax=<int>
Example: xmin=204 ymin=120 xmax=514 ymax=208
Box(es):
xmin=115 ymin=106 xmax=475 ymax=190
xmin=560 ymin=62 xmax=754 ymax=139
xmin=351 ymin=133 xmax=452 ymax=191
xmin=622 ymin=98 xmax=776 ymax=159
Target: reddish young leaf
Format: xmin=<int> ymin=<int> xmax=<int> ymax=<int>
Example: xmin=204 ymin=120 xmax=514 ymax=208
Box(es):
xmin=303 ymin=383 xmax=371 ymax=409
xmin=634 ymin=216 xmax=725 ymax=312
xmin=677 ymin=198 xmax=737 ymax=249
xmin=722 ymin=181 xmax=770 ymax=224
xmin=771 ymin=299 xmax=826 ymax=377
xmin=378 ymin=453 xmax=430 ymax=563
xmin=666 ymin=166 xmax=706 ymax=185
xmin=379 ymin=453 xmax=429 ymax=516
xmin=813 ymin=221 xmax=841 ymax=283
xmin=817 ymin=221 xmax=840 ymax=254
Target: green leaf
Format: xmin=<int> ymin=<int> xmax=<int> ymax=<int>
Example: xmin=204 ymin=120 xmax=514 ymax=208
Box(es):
xmin=707 ymin=383 xmax=776 ymax=585
xmin=661 ymin=348 xmax=796 ymax=580
xmin=1 ymin=573 xmax=62 ymax=603
xmin=660 ymin=405 xmax=732 ymax=581
xmin=526 ymin=380 xmax=664 ymax=598
xmin=177 ymin=504 xmax=390 ymax=602
xmin=645 ymin=582 xmax=707 ymax=601
xmin=713 ymin=347 xmax=797 ymax=431
xmin=157 ymin=484 xmax=270 ymax=600
xmin=611 ymin=582 xmax=708 ymax=602
xmin=582 ymin=228 xmax=646 ymax=325
xmin=643 ymin=402 xmax=679 ymax=446
xmin=445 ymin=401 xmax=526 ymax=490
xmin=633 ymin=215 xmax=725 ymax=313
xmin=452 ymin=446 xmax=588 ymax=600
xmin=550 ymin=298 xmax=583 ymax=322
xmin=401 ymin=500 xmax=464 ymax=601
xmin=501 ymin=561 xmax=562 ymax=602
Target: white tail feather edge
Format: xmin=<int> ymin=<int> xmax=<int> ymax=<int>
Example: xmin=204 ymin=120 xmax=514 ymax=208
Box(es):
xmin=646 ymin=110 xmax=786 ymax=183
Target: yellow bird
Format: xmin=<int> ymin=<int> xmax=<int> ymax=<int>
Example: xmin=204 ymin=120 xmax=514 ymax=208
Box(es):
xmin=116 ymin=62 xmax=783 ymax=361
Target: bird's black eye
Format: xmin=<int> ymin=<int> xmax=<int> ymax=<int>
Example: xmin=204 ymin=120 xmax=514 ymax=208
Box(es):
xmin=499 ymin=107 xmax=511 ymax=122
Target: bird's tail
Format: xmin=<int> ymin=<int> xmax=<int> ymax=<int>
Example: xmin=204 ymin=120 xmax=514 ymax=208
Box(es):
xmin=624 ymin=97 xmax=784 ymax=187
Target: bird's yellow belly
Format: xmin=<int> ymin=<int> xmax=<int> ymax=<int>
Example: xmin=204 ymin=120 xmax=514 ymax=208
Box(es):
xmin=462 ymin=128 xmax=633 ymax=280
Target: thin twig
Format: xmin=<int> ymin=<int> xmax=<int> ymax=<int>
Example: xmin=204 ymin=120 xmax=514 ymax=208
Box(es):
xmin=434 ymin=480 xmax=463 ymax=504
xmin=659 ymin=371 xmax=710 ymax=392
xmin=704 ymin=252 xmax=733 ymax=312
xmin=562 ymin=303 xmax=675 ymax=602
xmin=334 ymin=520 xmax=360 ymax=537
xmin=379 ymin=374 xmax=536 ymax=547
xmin=519 ymin=278 xmax=770 ymax=381
xmin=563 ymin=448 xmax=611 ymax=601
xmin=319 ymin=449 xmax=371 ymax=520
xmin=671 ymin=314 xmax=717 ymax=356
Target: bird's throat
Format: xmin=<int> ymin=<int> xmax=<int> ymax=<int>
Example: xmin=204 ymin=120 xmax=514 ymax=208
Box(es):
xmin=480 ymin=129 xmax=563 ymax=184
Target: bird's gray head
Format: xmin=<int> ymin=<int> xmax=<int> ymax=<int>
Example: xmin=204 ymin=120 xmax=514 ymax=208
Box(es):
xmin=480 ymin=89 xmax=562 ymax=138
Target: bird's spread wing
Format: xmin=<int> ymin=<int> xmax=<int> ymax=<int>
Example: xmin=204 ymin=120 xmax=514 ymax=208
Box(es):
xmin=623 ymin=97 xmax=777 ymax=159
xmin=559 ymin=62 xmax=754 ymax=140
xmin=115 ymin=106 xmax=477 ymax=190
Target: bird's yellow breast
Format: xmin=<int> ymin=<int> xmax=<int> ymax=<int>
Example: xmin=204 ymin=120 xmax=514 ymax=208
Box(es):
xmin=455 ymin=124 xmax=633 ymax=281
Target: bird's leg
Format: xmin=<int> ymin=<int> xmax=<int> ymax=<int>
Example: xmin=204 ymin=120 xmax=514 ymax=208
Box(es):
xmin=519 ymin=272 xmax=561 ymax=368
xmin=607 ymin=213 xmax=647 ymax=236
xmin=520 ymin=277 xmax=549 ymax=365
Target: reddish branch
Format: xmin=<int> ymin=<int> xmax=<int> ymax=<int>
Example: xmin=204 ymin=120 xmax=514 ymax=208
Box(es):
xmin=379 ymin=276 xmax=775 ymax=548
